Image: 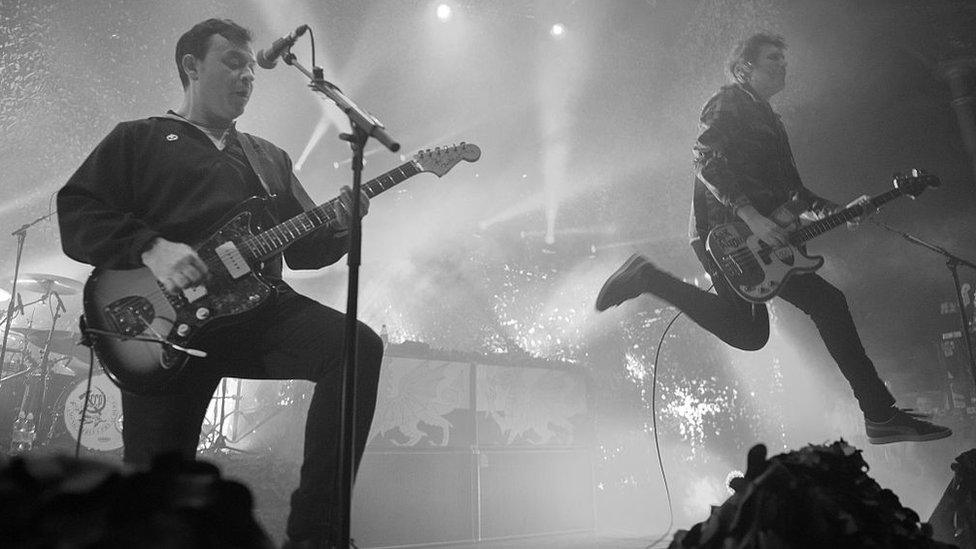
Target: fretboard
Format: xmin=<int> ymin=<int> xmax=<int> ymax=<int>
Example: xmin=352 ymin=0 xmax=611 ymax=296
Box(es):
xmin=788 ymin=188 xmax=904 ymax=246
xmin=245 ymin=161 xmax=421 ymax=260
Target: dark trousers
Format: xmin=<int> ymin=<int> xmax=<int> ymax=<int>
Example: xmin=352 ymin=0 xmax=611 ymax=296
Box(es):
xmin=642 ymin=241 xmax=896 ymax=418
xmin=119 ymin=286 xmax=384 ymax=541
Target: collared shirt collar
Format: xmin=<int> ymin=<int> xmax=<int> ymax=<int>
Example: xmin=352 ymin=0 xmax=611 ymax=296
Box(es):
xmin=162 ymin=110 xmax=236 ymax=150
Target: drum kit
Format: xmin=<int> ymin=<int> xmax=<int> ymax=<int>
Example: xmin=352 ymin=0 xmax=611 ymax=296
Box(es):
xmin=0 ymin=273 xmax=123 ymax=456
xmin=0 ymin=214 xmax=296 ymax=460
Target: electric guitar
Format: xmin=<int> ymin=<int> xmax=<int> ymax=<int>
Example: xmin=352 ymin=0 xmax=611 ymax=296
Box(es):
xmin=84 ymin=143 xmax=481 ymax=394
xmin=706 ymin=169 xmax=939 ymax=303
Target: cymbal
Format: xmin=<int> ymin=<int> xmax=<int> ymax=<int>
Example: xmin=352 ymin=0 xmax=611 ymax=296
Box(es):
xmin=12 ymin=328 xmax=82 ymax=358
xmin=49 ymin=354 xmax=89 ymax=376
xmin=2 ymin=330 xmax=28 ymax=351
xmin=12 ymin=273 xmax=83 ymax=296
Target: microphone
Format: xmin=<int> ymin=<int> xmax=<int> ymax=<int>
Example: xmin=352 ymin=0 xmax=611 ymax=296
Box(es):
xmin=257 ymin=25 xmax=310 ymax=69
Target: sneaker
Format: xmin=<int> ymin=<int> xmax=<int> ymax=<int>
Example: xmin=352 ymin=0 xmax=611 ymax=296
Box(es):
xmin=865 ymin=408 xmax=952 ymax=444
xmin=595 ymin=254 xmax=652 ymax=311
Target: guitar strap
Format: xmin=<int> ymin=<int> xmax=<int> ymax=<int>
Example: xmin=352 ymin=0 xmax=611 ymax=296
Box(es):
xmin=236 ymin=131 xmax=321 ymax=214
xmin=235 ymin=132 xmax=279 ymax=196
xmin=691 ymin=178 xmax=712 ymax=244
xmin=234 ymin=131 xmax=293 ymax=284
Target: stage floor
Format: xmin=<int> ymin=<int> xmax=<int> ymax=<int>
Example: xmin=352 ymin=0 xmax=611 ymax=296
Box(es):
xmin=372 ymin=531 xmax=665 ymax=549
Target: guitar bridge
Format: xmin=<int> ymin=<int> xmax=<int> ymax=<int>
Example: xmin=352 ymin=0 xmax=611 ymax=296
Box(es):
xmin=719 ymin=257 xmax=743 ymax=277
xmin=104 ymin=296 xmax=155 ymax=337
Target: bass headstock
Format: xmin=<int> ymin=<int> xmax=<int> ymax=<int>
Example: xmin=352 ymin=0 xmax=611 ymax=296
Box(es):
xmin=894 ymin=168 xmax=940 ymax=199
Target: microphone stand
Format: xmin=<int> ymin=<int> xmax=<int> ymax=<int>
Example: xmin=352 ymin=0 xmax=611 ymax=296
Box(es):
xmin=280 ymin=48 xmax=400 ymax=548
xmin=871 ymin=220 xmax=976 ymax=398
xmin=0 ymin=211 xmax=56 ymax=394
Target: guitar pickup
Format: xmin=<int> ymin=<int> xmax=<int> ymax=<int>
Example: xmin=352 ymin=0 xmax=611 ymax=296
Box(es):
xmin=215 ymin=241 xmax=252 ymax=279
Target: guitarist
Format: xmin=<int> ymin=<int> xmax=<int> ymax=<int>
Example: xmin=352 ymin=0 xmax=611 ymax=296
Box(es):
xmin=56 ymin=19 xmax=383 ymax=548
xmin=596 ymin=32 xmax=950 ymax=444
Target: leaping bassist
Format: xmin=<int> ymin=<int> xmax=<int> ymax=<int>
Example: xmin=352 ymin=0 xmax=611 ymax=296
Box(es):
xmin=595 ymin=32 xmax=950 ymax=445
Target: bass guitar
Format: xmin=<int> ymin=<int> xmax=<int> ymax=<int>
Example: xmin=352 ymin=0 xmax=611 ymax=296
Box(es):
xmin=706 ymin=169 xmax=939 ymax=303
xmin=84 ymin=143 xmax=481 ymax=394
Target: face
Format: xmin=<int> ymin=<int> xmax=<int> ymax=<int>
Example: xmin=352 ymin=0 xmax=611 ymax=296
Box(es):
xmin=185 ymin=34 xmax=255 ymax=124
xmin=747 ymin=44 xmax=787 ymax=99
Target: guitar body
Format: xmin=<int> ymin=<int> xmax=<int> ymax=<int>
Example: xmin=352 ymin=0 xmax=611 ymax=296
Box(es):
xmin=706 ymin=220 xmax=823 ymax=303
xmin=84 ymin=198 xmax=275 ymax=394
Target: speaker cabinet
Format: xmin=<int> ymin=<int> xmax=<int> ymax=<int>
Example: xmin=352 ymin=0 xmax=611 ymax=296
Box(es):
xmin=478 ymin=448 xmax=595 ymax=539
xmin=349 ymin=354 xmax=595 ymax=547
xmin=353 ymin=450 xmax=476 ymax=547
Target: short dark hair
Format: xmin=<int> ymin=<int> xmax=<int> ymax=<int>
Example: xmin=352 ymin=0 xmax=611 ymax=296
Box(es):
xmin=727 ymin=32 xmax=786 ymax=84
xmin=175 ymin=19 xmax=252 ymax=89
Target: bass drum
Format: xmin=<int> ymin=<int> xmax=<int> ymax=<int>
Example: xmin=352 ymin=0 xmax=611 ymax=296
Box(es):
xmin=57 ymin=374 xmax=124 ymax=453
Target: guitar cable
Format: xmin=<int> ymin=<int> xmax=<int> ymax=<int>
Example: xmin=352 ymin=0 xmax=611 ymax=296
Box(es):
xmin=84 ymin=328 xmax=208 ymax=359
xmin=643 ymin=281 xmax=714 ymax=549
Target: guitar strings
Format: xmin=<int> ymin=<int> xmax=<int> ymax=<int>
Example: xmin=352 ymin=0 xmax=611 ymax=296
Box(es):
xmin=133 ymin=196 xmax=350 ymax=306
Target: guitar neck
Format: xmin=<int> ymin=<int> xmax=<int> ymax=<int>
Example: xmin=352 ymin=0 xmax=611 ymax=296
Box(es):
xmin=788 ymin=188 xmax=904 ymax=246
xmin=248 ymin=161 xmax=421 ymax=260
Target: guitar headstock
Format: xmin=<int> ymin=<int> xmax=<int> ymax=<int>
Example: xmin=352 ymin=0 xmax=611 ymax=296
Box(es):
xmin=894 ymin=168 xmax=940 ymax=199
xmin=414 ymin=142 xmax=481 ymax=177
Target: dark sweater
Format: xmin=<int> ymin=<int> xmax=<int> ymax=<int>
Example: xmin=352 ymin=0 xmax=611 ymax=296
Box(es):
xmin=57 ymin=115 xmax=349 ymax=275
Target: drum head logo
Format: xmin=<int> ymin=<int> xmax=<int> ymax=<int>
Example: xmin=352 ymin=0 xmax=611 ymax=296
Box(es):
xmin=62 ymin=375 xmax=123 ymax=452
xmin=82 ymin=389 xmax=107 ymax=414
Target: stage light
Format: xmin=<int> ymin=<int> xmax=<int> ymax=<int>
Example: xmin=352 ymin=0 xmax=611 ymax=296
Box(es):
xmin=436 ymin=4 xmax=452 ymax=22
xmin=550 ymin=23 xmax=565 ymax=38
